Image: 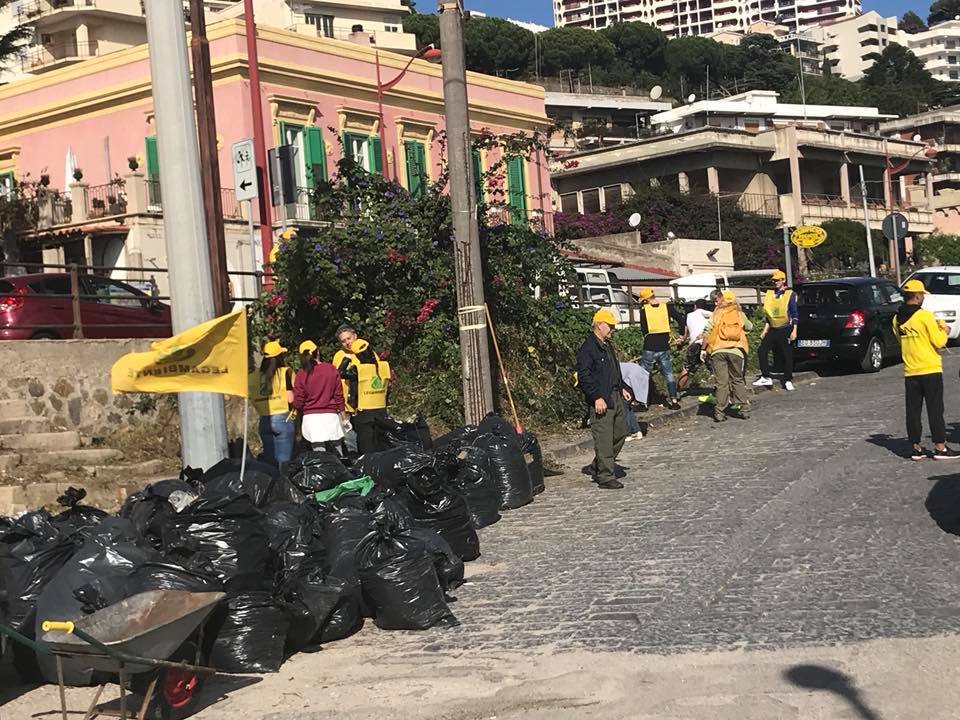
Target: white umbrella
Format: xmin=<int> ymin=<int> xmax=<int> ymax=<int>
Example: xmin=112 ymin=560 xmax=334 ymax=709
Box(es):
xmin=65 ymin=146 xmax=77 ymax=187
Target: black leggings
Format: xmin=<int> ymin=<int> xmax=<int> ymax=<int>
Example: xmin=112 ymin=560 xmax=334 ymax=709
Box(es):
xmin=354 ymin=408 xmax=388 ymax=455
xmin=758 ymin=325 xmax=794 ymax=382
xmin=905 ymin=373 xmax=945 ymax=446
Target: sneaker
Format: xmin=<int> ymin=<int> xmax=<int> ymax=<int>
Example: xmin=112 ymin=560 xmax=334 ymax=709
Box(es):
xmin=753 ymin=376 xmax=773 ymax=387
xmin=728 ymin=406 xmax=750 ymax=420
xmin=933 ymin=447 xmax=960 ymax=460
xmin=909 ymin=445 xmax=928 ymax=461
xmin=624 ymin=432 xmax=643 ymax=442
xmin=784 ymin=381 xmax=796 ymax=391
xmin=667 ymin=399 xmax=681 ymax=411
xmin=597 ymin=479 xmax=624 ymax=489
xmin=713 ymin=412 xmax=728 ymax=423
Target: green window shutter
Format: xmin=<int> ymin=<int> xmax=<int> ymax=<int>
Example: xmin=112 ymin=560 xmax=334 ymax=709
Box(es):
xmin=404 ymin=141 xmax=426 ymax=196
xmin=303 ymin=126 xmax=326 ymax=188
xmin=471 ymin=149 xmax=483 ymax=202
xmin=368 ymin=136 xmax=383 ymax=174
xmin=145 ymin=135 xmax=160 ymax=206
xmin=506 ymin=156 xmax=527 ymax=225
xmin=342 ymin=132 xmax=355 ymax=162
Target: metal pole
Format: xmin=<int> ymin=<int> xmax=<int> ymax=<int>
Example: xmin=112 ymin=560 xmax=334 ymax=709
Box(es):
xmin=246 ymin=199 xmax=260 ymax=297
xmin=242 ymin=0 xmax=274 ymax=268
xmin=716 ymin=194 xmax=722 ymax=241
xmin=375 ymin=52 xmax=391 ymax=179
xmin=892 ymin=216 xmax=901 ymax=286
xmin=438 ymin=0 xmax=494 ymax=424
xmin=190 ymin=0 xmax=230 ymax=317
xmin=858 ymin=164 xmax=877 ymax=277
xmin=144 ymin=0 xmax=228 ymax=470
xmin=783 ymin=226 xmax=793 ymax=288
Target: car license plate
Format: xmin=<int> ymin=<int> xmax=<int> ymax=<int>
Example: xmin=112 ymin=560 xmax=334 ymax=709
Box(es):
xmin=797 ymin=339 xmax=830 ymax=348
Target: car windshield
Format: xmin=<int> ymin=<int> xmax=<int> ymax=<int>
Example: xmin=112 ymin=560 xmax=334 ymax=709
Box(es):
xmin=0 ymin=281 xmax=13 ymax=294
xmin=911 ymin=272 xmax=960 ymax=295
xmin=798 ymin=284 xmax=856 ymax=307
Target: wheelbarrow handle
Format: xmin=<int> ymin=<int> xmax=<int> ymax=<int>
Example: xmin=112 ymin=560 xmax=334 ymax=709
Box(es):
xmin=0 ymin=622 xmax=50 ymax=654
xmin=42 ymin=621 xmax=76 ymax=634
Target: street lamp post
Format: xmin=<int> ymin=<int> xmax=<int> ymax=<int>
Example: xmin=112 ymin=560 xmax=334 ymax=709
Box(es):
xmin=375 ymin=46 xmax=442 ymax=179
xmin=884 ymin=141 xmax=937 ymax=281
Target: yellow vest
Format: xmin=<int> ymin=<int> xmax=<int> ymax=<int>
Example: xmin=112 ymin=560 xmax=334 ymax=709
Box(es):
xmin=643 ymin=303 xmax=670 ymax=334
xmin=356 ymin=358 xmax=390 ymax=410
xmin=763 ymin=289 xmax=793 ymax=328
xmin=249 ymin=367 xmax=291 ymax=417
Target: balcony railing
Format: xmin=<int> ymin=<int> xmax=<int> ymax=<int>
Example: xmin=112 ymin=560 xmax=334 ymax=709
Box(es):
xmin=16 ymin=0 xmax=95 ymax=21
xmin=87 ymin=180 xmax=127 ymax=218
xmin=20 ymin=41 xmax=98 ymax=72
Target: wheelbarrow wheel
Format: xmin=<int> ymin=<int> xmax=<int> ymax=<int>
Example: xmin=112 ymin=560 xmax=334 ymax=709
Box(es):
xmin=133 ymin=642 xmax=206 ymax=720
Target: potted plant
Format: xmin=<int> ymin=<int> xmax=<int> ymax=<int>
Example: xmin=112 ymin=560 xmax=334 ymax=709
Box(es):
xmin=39 ymin=173 xmax=50 ymax=187
xmin=127 ymin=156 xmax=139 ymax=171
xmin=72 ymin=167 xmax=83 ymax=182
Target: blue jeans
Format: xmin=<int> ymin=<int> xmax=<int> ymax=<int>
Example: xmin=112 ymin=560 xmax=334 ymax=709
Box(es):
xmin=641 ymin=350 xmax=677 ymax=400
xmin=623 ymin=396 xmax=641 ymax=435
xmin=258 ymin=413 xmax=296 ymax=466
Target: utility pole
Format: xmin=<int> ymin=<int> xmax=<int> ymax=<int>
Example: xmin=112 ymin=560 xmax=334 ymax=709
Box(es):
xmin=144 ymin=0 xmax=228 ymax=470
xmin=858 ymin=164 xmax=878 ymax=277
xmin=189 ymin=0 xmax=230 ymax=316
xmin=438 ymin=0 xmax=494 ymax=425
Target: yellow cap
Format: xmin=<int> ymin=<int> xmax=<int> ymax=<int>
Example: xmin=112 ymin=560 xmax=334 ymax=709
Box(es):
xmin=721 ymin=289 xmax=737 ymax=302
xmin=298 ymin=340 xmax=318 ymax=354
xmin=771 ymin=270 xmax=787 ymax=281
xmin=903 ymin=279 xmax=927 ymax=294
xmin=592 ymin=308 xmax=618 ymax=326
xmin=262 ymin=340 xmax=287 ymax=358
xmin=639 ymin=287 xmax=655 ymax=300
xmin=281 ymin=228 xmax=298 ymax=241
xmin=349 ymin=338 xmax=369 ymax=354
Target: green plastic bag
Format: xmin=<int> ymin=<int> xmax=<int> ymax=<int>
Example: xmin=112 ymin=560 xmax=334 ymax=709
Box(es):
xmin=313 ymin=476 xmax=374 ymax=504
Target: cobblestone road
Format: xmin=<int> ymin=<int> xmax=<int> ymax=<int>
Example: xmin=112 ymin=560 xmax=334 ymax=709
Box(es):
xmin=352 ymin=353 xmax=960 ymax=656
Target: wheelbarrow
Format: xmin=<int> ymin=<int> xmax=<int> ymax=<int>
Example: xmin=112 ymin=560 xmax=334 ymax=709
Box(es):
xmin=0 ymin=589 xmax=225 ymax=720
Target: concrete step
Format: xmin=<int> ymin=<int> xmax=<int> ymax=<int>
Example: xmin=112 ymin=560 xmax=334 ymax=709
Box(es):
xmin=0 ymin=453 xmax=21 ymax=474
xmin=0 ymin=431 xmax=81 ymax=452
xmin=0 ymin=416 xmax=48 ymax=434
xmin=0 ymin=399 xmax=32 ymax=420
xmin=29 ymin=448 xmax=122 ymax=467
xmin=80 ymin=459 xmax=169 ymax=478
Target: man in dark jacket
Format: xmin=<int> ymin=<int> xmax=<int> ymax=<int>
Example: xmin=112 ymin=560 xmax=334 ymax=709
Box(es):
xmin=576 ymin=308 xmax=629 ymax=489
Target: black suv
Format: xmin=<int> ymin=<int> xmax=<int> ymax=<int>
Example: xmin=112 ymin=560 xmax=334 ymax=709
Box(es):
xmin=792 ymin=277 xmax=902 ymax=373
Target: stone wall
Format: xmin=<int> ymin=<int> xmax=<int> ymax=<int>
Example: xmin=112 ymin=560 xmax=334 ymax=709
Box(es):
xmin=0 ymin=339 xmax=155 ymax=436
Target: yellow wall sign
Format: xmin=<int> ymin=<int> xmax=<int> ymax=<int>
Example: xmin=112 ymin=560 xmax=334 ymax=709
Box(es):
xmin=791 ymin=225 xmax=827 ymax=248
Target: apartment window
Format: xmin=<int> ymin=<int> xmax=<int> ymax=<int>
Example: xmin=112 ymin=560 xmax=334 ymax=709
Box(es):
xmin=384 ymin=16 xmax=401 ymax=32
xmin=581 ymin=188 xmax=601 ymax=214
xmin=343 ymin=132 xmax=382 ymax=174
xmin=950 ymin=55 xmax=957 ymax=64
xmin=305 ymin=13 xmax=334 ymax=38
xmin=952 ymin=70 xmax=959 ymax=80
xmin=559 ymin=192 xmax=579 ymax=214
xmin=403 ymin=140 xmax=427 ymax=197
xmin=603 ymin=185 xmax=622 ymax=209
xmin=948 ymin=39 xmax=957 ymax=49
xmin=0 ymin=171 xmax=13 ymax=199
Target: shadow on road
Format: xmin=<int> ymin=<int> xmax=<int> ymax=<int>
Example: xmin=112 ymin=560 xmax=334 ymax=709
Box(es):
xmin=784 ymin=664 xmax=881 ymax=720
xmin=925 ymin=474 xmax=960 ymax=535
xmin=865 ymin=433 xmax=908 ymax=458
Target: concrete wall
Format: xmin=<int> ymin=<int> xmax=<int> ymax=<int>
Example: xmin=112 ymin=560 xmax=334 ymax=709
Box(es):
xmin=0 ymin=339 xmax=155 ymax=436
xmin=571 ymin=235 xmax=734 ymax=276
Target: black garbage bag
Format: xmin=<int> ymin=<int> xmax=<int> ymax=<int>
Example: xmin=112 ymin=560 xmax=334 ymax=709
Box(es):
xmin=472 ymin=433 xmax=532 ymax=510
xmin=319 ymin=496 xmax=373 ymax=614
xmin=398 ymin=479 xmax=479 ymax=562
xmin=156 ymin=493 xmax=271 ymax=593
xmin=519 ymin=431 xmax=545 ymax=496
xmin=208 ymin=590 xmax=290 ymax=673
xmin=202 ymin=458 xmax=302 ymax=507
xmin=366 ymin=487 xmax=414 ymax=533
xmin=286 ymin=450 xmax=354 ymax=494
xmin=434 ymin=425 xmax=478 ymax=451
xmin=408 ymin=528 xmax=464 ymax=592
xmin=354 ymin=446 xmax=436 ymax=491
xmin=263 ymin=501 xmax=326 ymax=584
xmin=126 ymin=561 xmax=221 ymax=595
xmin=51 ymin=487 xmax=108 ymax=534
xmin=478 ymin=413 xmax=521 ymax=444
xmin=356 ymin=527 xmax=457 ymax=631
xmin=379 ymin=415 xmax=434 ymax=450
xmin=120 ymin=479 xmax=198 ymax=547
xmin=449 ymin=445 xmax=501 ymax=529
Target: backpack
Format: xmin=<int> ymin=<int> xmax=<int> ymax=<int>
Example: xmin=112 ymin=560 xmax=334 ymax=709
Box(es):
xmin=713 ymin=305 xmax=744 ymax=345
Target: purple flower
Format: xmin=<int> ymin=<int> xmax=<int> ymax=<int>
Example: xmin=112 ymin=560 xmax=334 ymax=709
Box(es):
xmin=385 ymin=190 xmax=395 ymax=199
xmin=431 ymin=240 xmax=439 ymax=247
xmin=314 ymin=243 xmax=324 ymax=252
xmin=555 ymin=301 xmax=567 ymax=309
xmin=376 ymin=231 xmax=385 ymax=240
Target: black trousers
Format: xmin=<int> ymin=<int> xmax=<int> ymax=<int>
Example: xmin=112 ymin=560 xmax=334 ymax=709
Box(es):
xmin=758 ymin=325 xmax=794 ymax=382
xmin=905 ymin=373 xmax=946 ymax=445
xmin=354 ymin=408 xmax=388 ymax=455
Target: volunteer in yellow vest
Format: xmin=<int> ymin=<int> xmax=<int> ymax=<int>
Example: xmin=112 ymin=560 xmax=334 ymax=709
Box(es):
xmin=638 ymin=287 xmax=681 ymax=410
xmin=703 ymin=289 xmax=753 ymax=423
xmin=754 ymin=269 xmax=798 ymax=391
xmin=894 ymin=279 xmax=959 ymax=461
xmin=332 ymin=324 xmax=361 ymax=454
xmin=337 ymin=338 xmax=392 ymax=454
xmin=249 ymin=340 xmax=295 ymax=467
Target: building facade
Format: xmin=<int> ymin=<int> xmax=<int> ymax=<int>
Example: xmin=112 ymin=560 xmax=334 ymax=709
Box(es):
xmin=553 ymin=0 xmax=861 ymax=38
xmin=546 ymin=90 xmax=672 ymax=155
xmin=0 ymin=19 xmax=552 ymax=297
xmin=815 ymin=11 xmax=899 ymax=80
xmin=901 ymin=20 xmax=960 ymax=84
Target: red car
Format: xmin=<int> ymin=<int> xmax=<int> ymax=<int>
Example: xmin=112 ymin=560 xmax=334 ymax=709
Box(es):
xmin=0 ymin=273 xmax=173 ymax=339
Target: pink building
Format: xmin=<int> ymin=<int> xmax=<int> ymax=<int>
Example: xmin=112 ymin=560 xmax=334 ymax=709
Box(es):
xmin=0 ymin=18 xmax=552 ymax=295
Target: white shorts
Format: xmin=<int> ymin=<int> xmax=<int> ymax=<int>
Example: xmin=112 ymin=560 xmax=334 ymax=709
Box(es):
xmin=301 ymin=413 xmax=344 ymax=444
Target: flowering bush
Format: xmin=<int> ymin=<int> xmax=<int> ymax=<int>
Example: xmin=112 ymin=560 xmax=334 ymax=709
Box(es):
xmin=251 ymin=140 xmax=593 ymax=430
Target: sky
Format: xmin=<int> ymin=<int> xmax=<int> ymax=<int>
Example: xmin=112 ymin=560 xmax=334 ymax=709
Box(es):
xmin=464 ymin=0 xmax=929 ymax=26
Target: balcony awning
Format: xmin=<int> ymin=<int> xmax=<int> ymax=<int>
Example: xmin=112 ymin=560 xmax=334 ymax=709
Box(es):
xmin=28 ymin=222 xmax=129 ymax=245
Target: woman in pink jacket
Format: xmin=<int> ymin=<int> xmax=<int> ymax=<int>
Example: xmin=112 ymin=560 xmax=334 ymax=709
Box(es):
xmin=292 ymin=340 xmax=347 ymax=452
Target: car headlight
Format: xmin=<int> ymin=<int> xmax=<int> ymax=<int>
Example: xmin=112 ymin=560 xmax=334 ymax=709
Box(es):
xmin=935 ymin=310 xmax=957 ymax=319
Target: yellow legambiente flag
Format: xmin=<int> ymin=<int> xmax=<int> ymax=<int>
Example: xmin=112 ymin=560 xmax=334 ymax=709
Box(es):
xmin=111 ymin=309 xmax=249 ymax=397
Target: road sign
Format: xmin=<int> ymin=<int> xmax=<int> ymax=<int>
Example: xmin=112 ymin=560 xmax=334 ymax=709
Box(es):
xmin=882 ymin=212 xmax=908 ymax=242
xmin=232 ymin=139 xmax=258 ymax=202
xmin=791 ymin=225 xmax=827 ymax=249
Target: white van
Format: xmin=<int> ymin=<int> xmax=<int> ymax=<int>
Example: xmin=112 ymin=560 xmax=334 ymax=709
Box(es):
xmin=902 ymin=267 xmax=960 ymax=341
xmin=670 ymin=269 xmax=776 ymax=306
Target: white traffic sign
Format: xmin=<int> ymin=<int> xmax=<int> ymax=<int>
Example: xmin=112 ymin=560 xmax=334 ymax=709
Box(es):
xmin=232 ymin=139 xmax=258 ymax=202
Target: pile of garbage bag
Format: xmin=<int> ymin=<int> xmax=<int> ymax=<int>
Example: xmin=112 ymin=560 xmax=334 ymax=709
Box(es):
xmin=0 ymin=414 xmax=547 ymax=682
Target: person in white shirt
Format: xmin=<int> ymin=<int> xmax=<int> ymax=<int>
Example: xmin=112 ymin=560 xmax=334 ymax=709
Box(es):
xmin=675 ymin=297 xmax=714 ymax=393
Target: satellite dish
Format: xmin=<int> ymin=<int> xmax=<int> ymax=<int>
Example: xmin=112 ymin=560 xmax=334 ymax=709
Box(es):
xmin=650 ymin=85 xmax=663 ymax=100
xmin=687 ymin=93 xmax=697 ymax=104
xmin=913 ymin=133 xmax=922 ymax=142
xmin=628 ymin=212 xmax=642 ymax=228
xmin=667 ymin=231 xmax=676 ymax=239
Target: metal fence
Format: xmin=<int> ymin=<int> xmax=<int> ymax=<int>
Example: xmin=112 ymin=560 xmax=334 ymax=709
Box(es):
xmin=87 ymin=181 xmax=127 ymax=219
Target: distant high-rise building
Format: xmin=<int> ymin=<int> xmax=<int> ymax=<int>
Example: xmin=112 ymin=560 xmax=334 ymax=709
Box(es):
xmin=553 ymin=0 xmax=861 ymax=37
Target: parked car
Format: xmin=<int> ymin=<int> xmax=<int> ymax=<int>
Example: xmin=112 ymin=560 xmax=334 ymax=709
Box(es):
xmin=0 ymin=272 xmax=172 ymax=339
xmin=793 ymin=277 xmax=902 ymax=373
xmin=901 ymin=266 xmax=960 ymax=342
